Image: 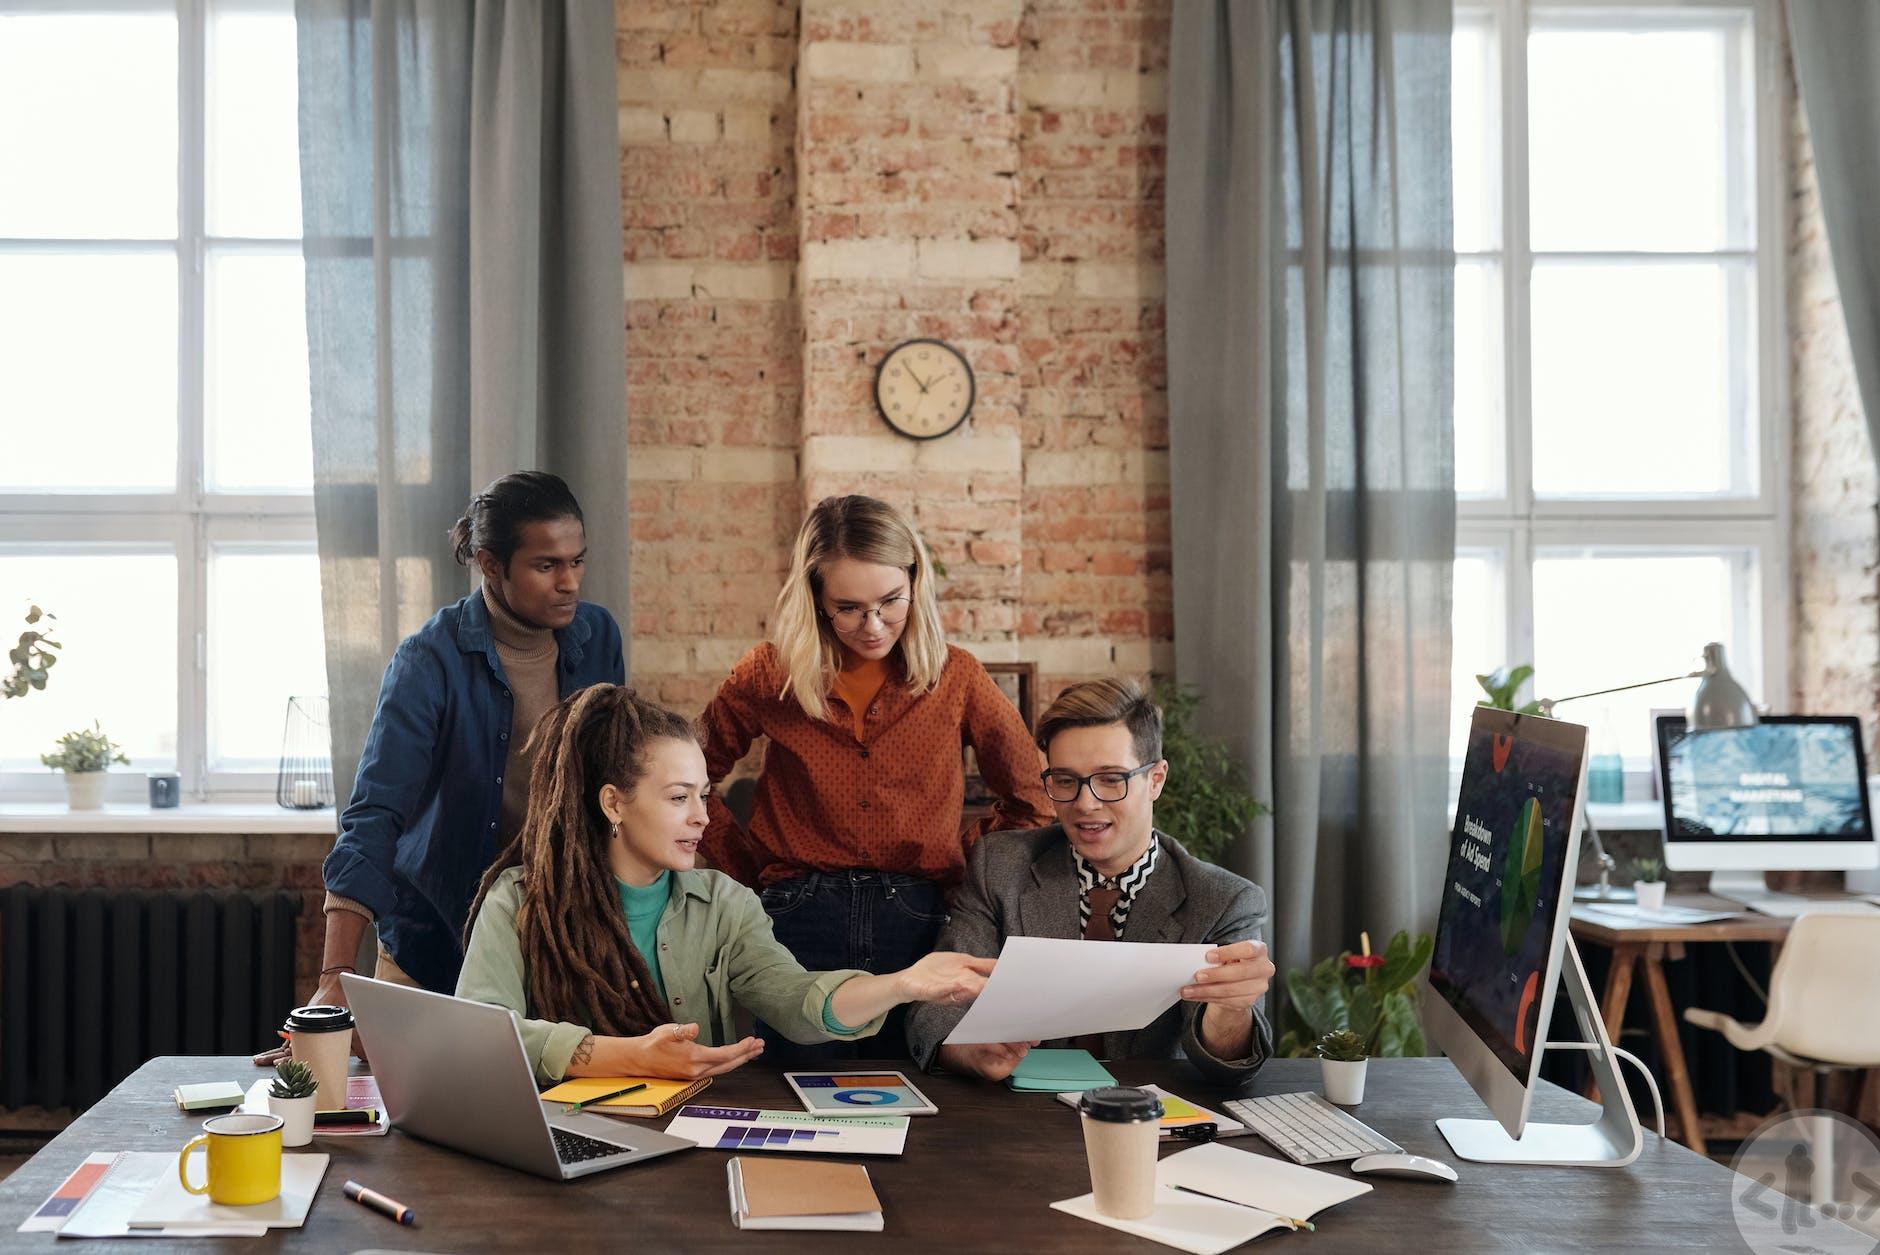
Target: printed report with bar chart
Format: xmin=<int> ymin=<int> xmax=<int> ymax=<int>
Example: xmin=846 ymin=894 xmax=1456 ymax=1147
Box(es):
xmin=662 ymin=1106 xmax=910 ymax=1156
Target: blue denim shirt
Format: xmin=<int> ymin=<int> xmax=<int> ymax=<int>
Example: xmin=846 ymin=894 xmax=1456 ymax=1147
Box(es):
xmin=322 ymin=591 xmax=624 ymax=992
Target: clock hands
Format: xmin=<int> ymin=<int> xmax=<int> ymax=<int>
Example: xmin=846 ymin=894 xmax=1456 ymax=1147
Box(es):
xmin=906 ymin=366 xmax=933 ymax=393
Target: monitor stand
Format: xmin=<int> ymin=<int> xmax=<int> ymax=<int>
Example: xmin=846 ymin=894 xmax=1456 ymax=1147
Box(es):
xmin=1705 ymin=869 xmax=1774 ymax=908
xmin=1437 ymin=940 xmax=1644 ymax=1167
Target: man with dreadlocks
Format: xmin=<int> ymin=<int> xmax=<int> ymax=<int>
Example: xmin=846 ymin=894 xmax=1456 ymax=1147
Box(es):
xmin=456 ymin=685 xmax=997 ymax=1082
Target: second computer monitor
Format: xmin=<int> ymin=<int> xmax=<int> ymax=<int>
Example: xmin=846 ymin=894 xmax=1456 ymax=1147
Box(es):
xmin=1655 ymin=713 xmax=1878 ymax=875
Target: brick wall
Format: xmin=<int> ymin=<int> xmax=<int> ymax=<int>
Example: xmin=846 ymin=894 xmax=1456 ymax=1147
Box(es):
xmin=622 ymin=0 xmax=1174 ymax=715
xmin=1786 ymin=51 xmax=1880 ymax=748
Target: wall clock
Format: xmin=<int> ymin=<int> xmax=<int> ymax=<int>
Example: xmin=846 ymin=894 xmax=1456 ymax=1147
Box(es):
xmin=873 ymin=339 xmax=975 ymax=440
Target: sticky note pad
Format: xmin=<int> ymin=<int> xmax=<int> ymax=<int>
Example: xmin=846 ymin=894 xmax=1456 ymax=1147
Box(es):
xmin=1007 ymin=1049 xmax=1118 ymax=1092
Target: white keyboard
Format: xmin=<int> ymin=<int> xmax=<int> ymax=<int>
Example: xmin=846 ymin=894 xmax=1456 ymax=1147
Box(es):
xmin=1222 ymin=1090 xmax=1402 ymax=1165
xmin=1724 ymin=893 xmax=1880 ymax=919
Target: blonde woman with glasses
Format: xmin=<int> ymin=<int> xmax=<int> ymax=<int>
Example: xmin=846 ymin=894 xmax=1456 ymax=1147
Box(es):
xmin=698 ymin=495 xmax=1052 ymax=1063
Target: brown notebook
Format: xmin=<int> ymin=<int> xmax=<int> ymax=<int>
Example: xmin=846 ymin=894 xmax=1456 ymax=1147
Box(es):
xmin=728 ymin=1157 xmax=884 ymax=1231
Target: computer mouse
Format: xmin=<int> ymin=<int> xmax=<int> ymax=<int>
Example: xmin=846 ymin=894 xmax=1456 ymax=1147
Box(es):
xmin=1349 ymin=1153 xmax=1459 ymax=1182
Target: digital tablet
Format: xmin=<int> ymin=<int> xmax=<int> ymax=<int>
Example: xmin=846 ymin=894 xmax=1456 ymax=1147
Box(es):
xmin=783 ymin=1071 xmax=940 ymax=1117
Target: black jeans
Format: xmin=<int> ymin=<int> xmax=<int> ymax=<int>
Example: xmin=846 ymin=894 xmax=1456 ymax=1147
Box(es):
xmin=757 ymin=870 xmax=950 ymax=1064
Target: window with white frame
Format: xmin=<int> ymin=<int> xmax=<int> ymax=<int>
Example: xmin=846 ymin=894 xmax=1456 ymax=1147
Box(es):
xmin=1450 ymin=0 xmax=1787 ymax=791
xmin=0 ymin=0 xmax=327 ymax=802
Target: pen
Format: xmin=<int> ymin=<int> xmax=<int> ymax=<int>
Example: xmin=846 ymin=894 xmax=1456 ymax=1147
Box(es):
xmin=344 ymin=1180 xmax=414 ymax=1226
xmin=315 ymin=1108 xmax=380 ymax=1125
xmin=1170 ymin=1184 xmax=1315 ymax=1231
xmin=567 ymin=1082 xmax=648 ymax=1114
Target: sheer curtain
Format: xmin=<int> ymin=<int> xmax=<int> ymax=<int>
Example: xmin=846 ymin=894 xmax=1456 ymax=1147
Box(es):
xmin=296 ymin=0 xmax=628 ymax=800
xmin=1166 ymin=0 xmax=1455 ymax=976
xmin=1788 ymin=1 xmax=1880 ymax=468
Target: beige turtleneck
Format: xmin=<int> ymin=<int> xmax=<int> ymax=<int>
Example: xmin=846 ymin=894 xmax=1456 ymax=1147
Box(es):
xmin=483 ymin=583 xmax=561 ymax=844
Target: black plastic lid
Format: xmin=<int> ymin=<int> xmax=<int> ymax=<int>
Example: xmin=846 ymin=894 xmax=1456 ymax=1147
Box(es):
xmin=1078 ymin=1086 xmax=1163 ymax=1124
xmin=283 ymin=1004 xmax=354 ymax=1033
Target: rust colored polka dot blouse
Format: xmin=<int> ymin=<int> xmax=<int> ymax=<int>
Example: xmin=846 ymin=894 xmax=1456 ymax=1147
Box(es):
xmin=698 ymin=642 xmax=1053 ymax=890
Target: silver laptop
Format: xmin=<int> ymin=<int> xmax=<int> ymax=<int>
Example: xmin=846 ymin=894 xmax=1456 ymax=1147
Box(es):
xmin=344 ymin=974 xmax=693 ymax=1180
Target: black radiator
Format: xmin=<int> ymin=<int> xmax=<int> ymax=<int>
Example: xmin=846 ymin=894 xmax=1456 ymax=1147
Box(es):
xmin=0 ymin=886 xmax=302 ymax=1112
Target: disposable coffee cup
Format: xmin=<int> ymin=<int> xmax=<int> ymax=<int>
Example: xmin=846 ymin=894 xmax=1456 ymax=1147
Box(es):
xmin=1078 ymin=1086 xmax=1163 ymax=1219
xmin=284 ymin=1004 xmax=354 ymax=1111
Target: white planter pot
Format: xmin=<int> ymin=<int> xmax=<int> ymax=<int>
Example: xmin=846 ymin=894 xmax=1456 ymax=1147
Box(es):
xmin=1634 ymin=881 xmax=1667 ymax=911
xmin=269 ymin=1093 xmax=317 ymax=1147
xmin=63 ymin=771 xmax=108 ymax=811
xmin=1321 ymin=1057 xmax=1368 ymax=1105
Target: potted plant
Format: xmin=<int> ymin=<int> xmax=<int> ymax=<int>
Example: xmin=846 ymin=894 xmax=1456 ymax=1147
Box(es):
xmin=1149 ymin=681 xmax=1271 ymax=865
xmin=1316 ymin=1028 xmax=1370 ymax=1104
xmin=40 ymin=721 xmax=129 ymax=811
xmin=268 ymin=1059 xmax=318 ymax=1147
xmin=1475 ymin=663 xmax=1543 ymax=715
xmin=1632 ymin=857 xmax=1667 ymax=911
xmin=1277 ymin=929 xmax=1435 ymax=1060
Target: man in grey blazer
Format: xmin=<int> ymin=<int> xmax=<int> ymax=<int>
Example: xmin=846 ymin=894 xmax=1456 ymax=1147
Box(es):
xmin=907 ymin=678 xmax=1276 ymax=1085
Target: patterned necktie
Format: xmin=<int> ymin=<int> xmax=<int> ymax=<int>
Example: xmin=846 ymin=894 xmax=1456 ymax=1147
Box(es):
xmin=1073 ymin=886 xmax=1124 ymax=1055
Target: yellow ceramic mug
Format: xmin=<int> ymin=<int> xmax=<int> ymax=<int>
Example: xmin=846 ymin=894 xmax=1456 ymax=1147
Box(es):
xmin=177 ymin=1112 xmax=283 ymax=1206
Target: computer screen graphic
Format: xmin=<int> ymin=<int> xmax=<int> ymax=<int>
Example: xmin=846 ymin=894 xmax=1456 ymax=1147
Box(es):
xmin=1659 ymin=717 xmax=1871 ymax=842
xmin=1430 ymin=717 xmax=1582 ymax=1080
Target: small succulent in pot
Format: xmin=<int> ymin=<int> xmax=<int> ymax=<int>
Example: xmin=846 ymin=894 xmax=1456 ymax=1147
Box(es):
xmin=270 ymin=1059 xmax=317 ymax=1100
xmin=1315 ymin=1028 xmax=1368 ymax=1063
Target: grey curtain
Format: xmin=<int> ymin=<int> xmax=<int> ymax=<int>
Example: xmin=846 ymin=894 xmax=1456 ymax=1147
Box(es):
xmin=1788 ymin=1 xmax=1880 ymax=468
xmin=1166 ymin=2 xmax=1454 ymax=981
xmin=297 ymin=0 xmax=628 ymax=802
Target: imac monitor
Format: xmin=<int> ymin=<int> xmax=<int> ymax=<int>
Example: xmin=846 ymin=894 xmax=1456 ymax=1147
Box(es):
xmin=1655 ymin=714 xmax=1878 ymax=879
xmin=1426 ymin=707 xmax=1588 ymax=1140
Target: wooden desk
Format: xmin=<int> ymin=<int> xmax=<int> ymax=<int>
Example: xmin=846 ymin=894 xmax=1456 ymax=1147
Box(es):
xmin=1570 ymin=893 xmax=1794 ymax=1156
xmin=0 ymin=1055 xmax=1799 ymax=1252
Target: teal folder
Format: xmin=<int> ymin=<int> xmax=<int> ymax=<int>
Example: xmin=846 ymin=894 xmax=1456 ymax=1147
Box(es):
xmin=1006 ymin=1049 xmax=1117 ymax=1092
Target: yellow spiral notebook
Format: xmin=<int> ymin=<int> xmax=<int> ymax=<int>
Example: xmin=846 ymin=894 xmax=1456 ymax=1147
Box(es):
xmin=537 ymin=1075 xmax=711 ymax=1118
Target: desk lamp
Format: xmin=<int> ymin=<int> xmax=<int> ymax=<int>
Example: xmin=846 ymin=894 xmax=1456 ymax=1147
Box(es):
xmin=1538 ymin=643 xmax=1758 ymax=902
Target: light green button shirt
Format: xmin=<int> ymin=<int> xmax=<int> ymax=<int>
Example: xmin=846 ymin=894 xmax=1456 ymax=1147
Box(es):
xmin=456 ymin=865 xmax=885 ymax=1084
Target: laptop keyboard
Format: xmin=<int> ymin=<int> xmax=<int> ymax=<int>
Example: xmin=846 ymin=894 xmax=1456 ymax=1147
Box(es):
xmin=553 ymin=1126 xmax=628 ymax=1165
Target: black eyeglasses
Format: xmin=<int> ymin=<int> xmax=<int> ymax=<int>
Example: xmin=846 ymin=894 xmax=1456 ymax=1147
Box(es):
xmin=1039 ymin=762 xmax=1157 ymax=804
xmin=823 ymin=595 xmax=911 ymax=633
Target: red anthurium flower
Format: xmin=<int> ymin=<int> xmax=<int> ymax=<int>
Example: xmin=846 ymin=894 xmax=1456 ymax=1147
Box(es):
xmin=1344 ymin=954 xmax=1385 ymax=969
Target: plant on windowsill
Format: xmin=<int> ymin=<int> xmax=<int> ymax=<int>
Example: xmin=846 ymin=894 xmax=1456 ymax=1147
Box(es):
xmin=4 ymin=604 xmax=60 ymax=701
xmin=1476 ymin=663 xmax=1543 ymax=715
xmin=268 ymin=1059 xmax=318 ymax=1147
xmin=40 ymin=721 xmax=129 ymax=812
xmin=1315 ymin=1028 xmax=1370 ymax=1104
xmin=1149 ymin=680 xmax=1271 ymax=865
xmin=1632 ymin=856 xmax=1667 ymax=912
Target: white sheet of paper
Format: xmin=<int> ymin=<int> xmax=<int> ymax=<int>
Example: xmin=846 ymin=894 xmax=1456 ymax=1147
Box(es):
xmin=944 ymin=936 xmax=1214 ymax=1045
xmin=129 ymin=1152 xmax=329 ymax=1230
xmin=1051 ymin=1187 xmax=1284 ymax=1254
xmin=54 ymin=1153 xmax=269 ymax=1239
xmin=1157 ymin=1142 xmax=1371 ymax=1219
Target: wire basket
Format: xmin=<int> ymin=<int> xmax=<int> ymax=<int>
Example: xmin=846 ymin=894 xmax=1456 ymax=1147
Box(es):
xmin=276 ymin=695 xmax=335 ymax=810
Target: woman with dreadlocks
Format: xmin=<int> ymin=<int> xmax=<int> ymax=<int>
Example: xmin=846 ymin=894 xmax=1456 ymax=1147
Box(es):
xmin=456 ymin=684 xmax=996 ymax=1082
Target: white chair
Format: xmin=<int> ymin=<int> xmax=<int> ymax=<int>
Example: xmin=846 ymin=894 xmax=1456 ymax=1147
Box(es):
xmin=1684 ymin=913 xmax=1880 ymax=1202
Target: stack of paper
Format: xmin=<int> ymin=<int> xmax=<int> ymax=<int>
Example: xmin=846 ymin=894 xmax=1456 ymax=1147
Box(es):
xmin=19 ymin=1151 xmax=330 ymax=1239
xmin=1009 ymin=1049 xmax=1116 ymax=1093
xmin=1053 ymin=1085 xmax=1245 ymax=1137
xmin=1051 ymin=1143 xmax=1371 ymax=1253
xmin=728 ymin=1157 xmax=883 ymax=1231
xmin=665 ymin=1105 xmax=909 ymax=1156
xmin=173 ymin=1082 xmax=246 ymax=1113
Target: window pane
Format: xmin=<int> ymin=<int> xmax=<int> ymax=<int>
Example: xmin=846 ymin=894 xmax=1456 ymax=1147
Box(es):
xmin=207 ymin=2 xmax=302 ymax=238
xmin=1532 ymin=551 xmax=1755 ymax=763
xmin=1450 ymin=551 xmax=1507 ymax=761
xmin=0 ymin=553 xmax=178 ymax=767
xmin=1528 ymin=14 xmax=1752 ymax=252
xmin=1452 ymin=10 xmax=1500 ymax=254
xmin=1454 ymin=258 xmax=1504 ymax=497
xmin=208 ymin=549 xmax=328 ymax=766
xmin=0 ymin=253 xmax=178 ymax=491
xmin=205 ymin=250 xmax=313 ymax=491
xmin=0 ymin=12 xmax=178 ymax=239
xmin=1530 ymin=260 xmax=1753 ymax=497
